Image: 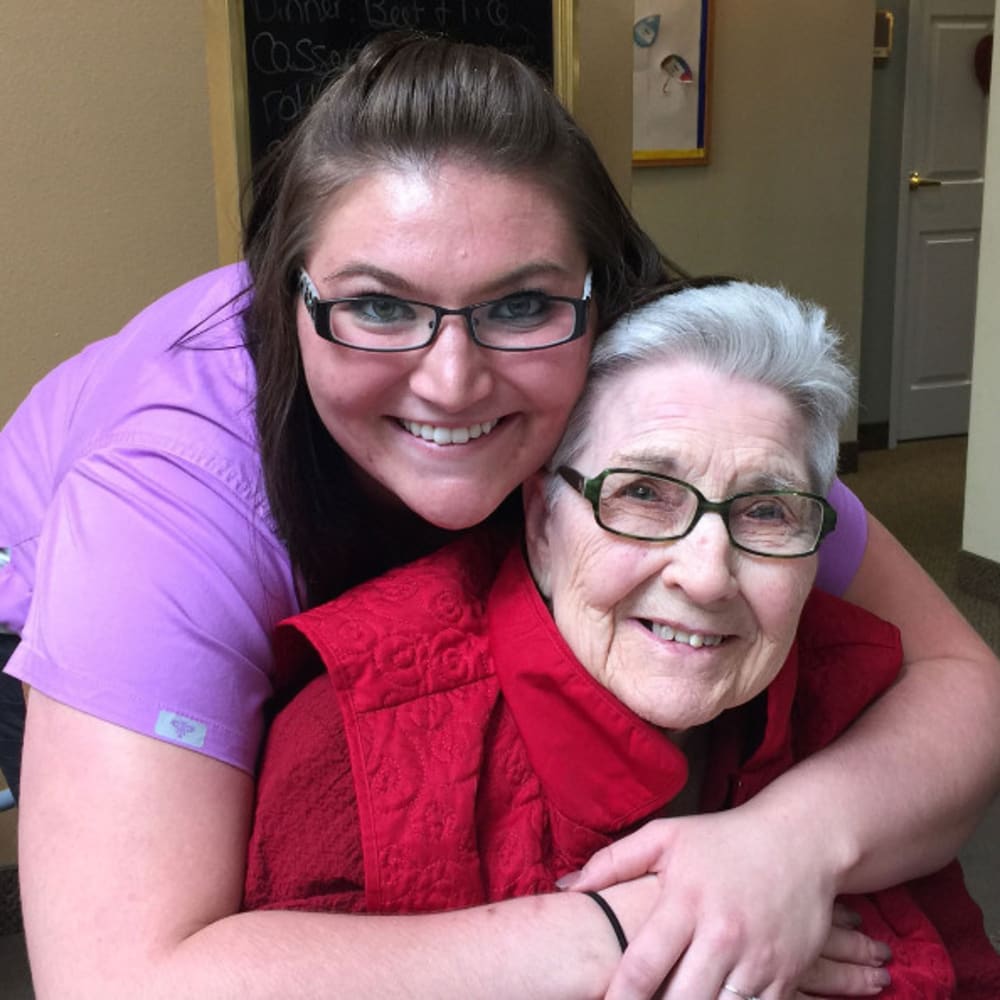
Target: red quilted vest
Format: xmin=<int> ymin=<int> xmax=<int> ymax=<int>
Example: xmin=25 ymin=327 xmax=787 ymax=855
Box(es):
xmin=246 ymin=535 xmax=1000 ymax=998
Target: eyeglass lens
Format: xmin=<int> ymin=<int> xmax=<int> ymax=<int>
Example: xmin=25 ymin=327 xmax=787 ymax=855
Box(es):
xmin=326 ymin=292 xmax=580 ymax=350
xmin=597 ymin=471 xmax=824 ymax=555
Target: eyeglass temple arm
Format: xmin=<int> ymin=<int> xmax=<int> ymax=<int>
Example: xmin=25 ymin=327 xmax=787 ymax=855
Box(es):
xmin=298 ymin=269 xmax=321 ymax=315
xmin=556 ymin=466 xmax=586 ymax=493
xmin=822 ymin=502 xmax=838 ymax=536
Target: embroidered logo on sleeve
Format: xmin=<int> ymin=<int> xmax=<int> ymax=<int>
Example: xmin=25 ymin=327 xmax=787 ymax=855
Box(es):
xmin=155 ymin=710 xmax=208 ymax=749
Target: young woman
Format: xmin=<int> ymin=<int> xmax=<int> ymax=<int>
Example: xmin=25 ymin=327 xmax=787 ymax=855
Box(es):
xmin=5 ymin=33 xmax=998 ymax=1000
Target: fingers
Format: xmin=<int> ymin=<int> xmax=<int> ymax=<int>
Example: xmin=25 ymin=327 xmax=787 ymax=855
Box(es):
xmin=831 ymin=903 xmax=863 ymax=929
xmin=796 ymin=955 xmax=892 ymax=996
xmin=817 ymin=925 xmax=892 ymax=966
xmin=603 ymin=899 xmax=690 ymax=1000
xmin=568 ymin=821 xmax=672 ymax=892
xmin=796 ymin=953 xmax=891 ymax=996
xmin=657 ymin=930 xmax=763 ymax=1000
xmin=666 ymin=934 xmax=802 ymax=1000
xmin=794 ymin=919 xmax=892 ymax=997
xmin=717 ymin=984 xmax=769 ymax=1000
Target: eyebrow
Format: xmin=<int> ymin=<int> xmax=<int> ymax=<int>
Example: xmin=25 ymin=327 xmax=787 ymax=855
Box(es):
xmin=318 ymin=261 xmax=575 ymax=299
xmin=612 ymin=452 xmax=810 ymax=494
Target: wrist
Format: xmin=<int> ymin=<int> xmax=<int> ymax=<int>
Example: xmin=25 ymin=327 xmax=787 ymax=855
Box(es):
xmin=595 ymin=875 xmax=660 ymax=946
xmin=737 ymin=786 xmax=861 ymax=893
xmin=583 ymin=891 xmax=628 ymax=953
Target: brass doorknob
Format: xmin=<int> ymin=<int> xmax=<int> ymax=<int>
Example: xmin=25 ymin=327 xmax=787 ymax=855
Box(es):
xmin=909 ymin=171 xmax=942 ymax=190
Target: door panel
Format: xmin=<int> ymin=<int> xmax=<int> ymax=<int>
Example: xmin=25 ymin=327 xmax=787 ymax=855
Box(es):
xmin=927 ymin=18 xmax=990 ymax=174
xmin=907 ymin=230 xmax=978 ymax=413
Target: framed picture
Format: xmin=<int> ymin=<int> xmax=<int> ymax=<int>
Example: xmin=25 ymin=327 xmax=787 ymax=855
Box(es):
xmin=632 ymin=0 xmax=712 ymax=166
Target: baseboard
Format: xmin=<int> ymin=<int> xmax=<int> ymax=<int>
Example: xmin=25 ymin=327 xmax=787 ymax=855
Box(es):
xmin=858 ymin=422 xmax=890 ymax=452
xmin=957 ymin=550 xmax=1000 ymax=602
xmin=838 ymin=440 xmax=859 ymax=475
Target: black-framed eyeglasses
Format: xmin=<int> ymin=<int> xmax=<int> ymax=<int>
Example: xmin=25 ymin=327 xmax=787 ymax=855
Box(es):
xmin=297 ymin=268 xmax=592 ymax=353
xmin=557 ymin=466 xmax=837 ymax=559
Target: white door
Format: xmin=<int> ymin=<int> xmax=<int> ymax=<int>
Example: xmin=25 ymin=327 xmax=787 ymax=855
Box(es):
xmin=892 ymin=0 xmax=993 ymax=442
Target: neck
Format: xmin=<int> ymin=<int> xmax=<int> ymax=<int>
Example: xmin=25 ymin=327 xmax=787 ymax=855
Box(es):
xmin=661 ymin=726 xmax=709 ymax=818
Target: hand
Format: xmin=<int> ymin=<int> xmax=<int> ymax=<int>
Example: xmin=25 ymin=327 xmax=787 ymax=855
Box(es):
xmin=563 ymin=808 xmax=871 ymax=1000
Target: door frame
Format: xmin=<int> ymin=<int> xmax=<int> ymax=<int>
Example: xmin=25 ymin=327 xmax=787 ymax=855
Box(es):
xmin=889 ymin=0 xmax=926 ymax=448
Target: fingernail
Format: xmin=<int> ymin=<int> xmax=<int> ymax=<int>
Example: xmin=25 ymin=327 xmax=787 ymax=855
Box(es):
xmin=870 ymin=967 xmax=892 ymax=988
xmin=555 ymin=870 xmax=582 ymax=890
xmin=872 ymin=941 xmax=893 ymax=965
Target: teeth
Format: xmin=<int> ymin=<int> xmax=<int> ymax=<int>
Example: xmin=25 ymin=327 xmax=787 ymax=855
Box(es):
xmin=649 ymin=622 xmax=723 ymax=647
xmin=400 ymin=418 xmax=499 ymax=446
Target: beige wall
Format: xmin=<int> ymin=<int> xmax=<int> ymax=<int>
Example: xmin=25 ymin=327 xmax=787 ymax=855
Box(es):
xmin=631 ymin=0 xmax=875 ymax=439
xmin=963 ymin=30 xmax=1000 ymax=564
xmin=574 ymin=2 xmax=634 ymax=200
xmin=1 ymin=0 xmax=218 ymax=426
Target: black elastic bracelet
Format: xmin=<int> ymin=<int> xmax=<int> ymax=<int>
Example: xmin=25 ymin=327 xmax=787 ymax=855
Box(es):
xmin=583 ymin=890 xmax=628 ymax=953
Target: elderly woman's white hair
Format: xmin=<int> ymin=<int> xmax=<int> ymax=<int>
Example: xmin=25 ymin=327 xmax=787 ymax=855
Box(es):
xmin=548 ymin=280 xmax=855 ymax=494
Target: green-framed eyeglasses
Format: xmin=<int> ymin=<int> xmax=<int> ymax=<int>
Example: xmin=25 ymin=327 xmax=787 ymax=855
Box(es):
xmin=557 ymin=466 xmax=837 ymax=558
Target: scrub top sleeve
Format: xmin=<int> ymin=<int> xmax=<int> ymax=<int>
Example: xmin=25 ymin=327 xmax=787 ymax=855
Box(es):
xmin=9 ymin=444 xmax=297 ymax=774
xmin=815 ymin=477 xmax=869 ymax=598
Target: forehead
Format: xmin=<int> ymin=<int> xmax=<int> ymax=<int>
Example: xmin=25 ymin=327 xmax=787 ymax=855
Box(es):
xmin=580 ymin=360 xmax=810 ymax=486
xmin=307 ymin=162 xmax=585 ymax=289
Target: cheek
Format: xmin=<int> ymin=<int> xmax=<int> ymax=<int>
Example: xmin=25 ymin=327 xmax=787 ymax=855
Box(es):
xmin=297 ymin=322 xmax=339 ymax=408
xmin=551 ymin=538 xmax=636 ymax=612
xmin=521 ymin=338 xmax=591 ymax=416
xmin=746 ymin=567 xmax=815 ymax=664
xmin=548 ymin=537 xmax=645 ymax=673
xmin=299 ymin=325 xmax=402 ymax=418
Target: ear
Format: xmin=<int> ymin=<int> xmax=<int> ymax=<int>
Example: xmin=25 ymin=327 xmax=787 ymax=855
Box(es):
xmin=522 ymin=472 xmax=554 ymax=599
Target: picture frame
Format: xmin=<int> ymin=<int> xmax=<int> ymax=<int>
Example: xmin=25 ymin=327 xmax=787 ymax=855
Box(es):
xmin=632 ymin=0 xmax=712 ymax=167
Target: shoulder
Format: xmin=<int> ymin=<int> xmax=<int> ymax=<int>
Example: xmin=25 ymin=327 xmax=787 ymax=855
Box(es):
xmin=17 ymin=263 xmax=261 ymax=518
xmin=123 ymin=263 xmax=251 ymax=335
xmin=798 ymin=588 xmax=901 ymax=657
xmin=814 ymin=478 xmax=869 ymax=596
xmin=792 ymin=590 xmax=903 ymax=755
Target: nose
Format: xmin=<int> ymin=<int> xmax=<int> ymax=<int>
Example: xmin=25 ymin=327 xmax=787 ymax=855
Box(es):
xmin=658 ymin=512 xmax=740 ymax=604
xmin=408 ymin=315 xmax=495 ymax=413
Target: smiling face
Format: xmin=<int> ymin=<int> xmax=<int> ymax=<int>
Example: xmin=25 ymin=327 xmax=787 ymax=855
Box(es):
xmin=524 ymin=360 xmax=818 ymax=733
xmin=297 ymin=161 xmax=594 ymax=530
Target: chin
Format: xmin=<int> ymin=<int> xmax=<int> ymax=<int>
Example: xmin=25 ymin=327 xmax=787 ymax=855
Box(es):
xmin=635 ymin=699 xmax=721 ymax=732
xmin=359 ymin=474 xmax=504 ymax=532
xmin=412 ymin=497 xmax=500 ymax=532
xmin=418 ymin=486 xmax=520 ymax=532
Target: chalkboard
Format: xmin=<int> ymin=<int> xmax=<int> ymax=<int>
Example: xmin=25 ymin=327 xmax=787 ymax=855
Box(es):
xmin=243 ymin=1 xmax=559 ymax=165
xmin=203 ymin=0 xmax=574 ymax=264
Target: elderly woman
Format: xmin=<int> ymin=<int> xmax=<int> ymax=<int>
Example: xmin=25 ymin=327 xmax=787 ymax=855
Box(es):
xmin=244 ymin=282 xmax=1000 ymax=999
